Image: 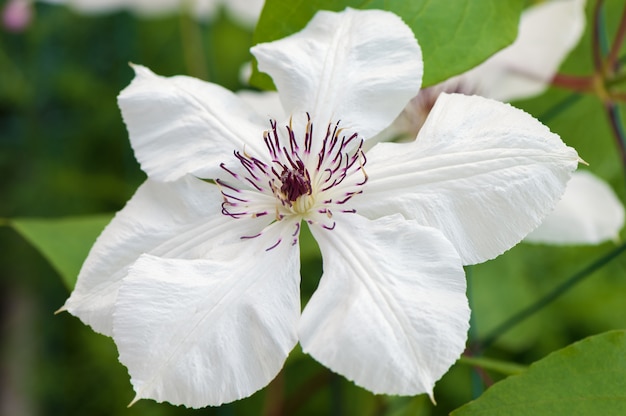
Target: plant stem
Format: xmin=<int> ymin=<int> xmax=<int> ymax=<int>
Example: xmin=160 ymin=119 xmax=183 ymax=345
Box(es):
xmin=605 ymin=103 xmax=626 ymax=172
xmin=593 ymin=0 xmax=607 ymax=74
xmin=606 ymin=3 xmax=626 ymax=74
xmin=458 ymin=356 xmax=527 ymax=376
xmin=550 ymin=74 xmax=594 ymax=93
xmin=179 ymin=10 xmax=209 ymax=80
xmin=477 ymin=242 xmax=626 ymax=351
xmin=538 ymin=94 xmax=582 ymax=123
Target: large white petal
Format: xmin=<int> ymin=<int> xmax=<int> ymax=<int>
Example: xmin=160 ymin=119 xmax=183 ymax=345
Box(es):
xmin=113 ymin=221 xmax=300 ymax=407
xmin=358 ymin=93 xmax=580 ymax=265
xmin=251 ymin=8 xmax=422 ymax=139
xmin=525 ymin=170 xmax=625 ymax=244
xmin=118 ymin=65 xmax=267 ymax=182
xmin=300 ymin=214 xmax=469 ymax=398
xmin=61 ymin=176 xmax=264 ymax=336
xmin=460 ymin=0 xmax=586 ymax=101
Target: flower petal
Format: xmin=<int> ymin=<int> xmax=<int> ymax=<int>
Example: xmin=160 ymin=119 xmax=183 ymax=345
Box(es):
xmin=236 ymin=90 xmax=285 ymax=121
xmin=525 ymin=170 xmax=625 ymax=244
xmin=113 ymin=222 xmax=300 ymax=407
xmin=61 ymin=176 xmax=262 ymax=336
xmin=251 ymin=8 xmax=422 ymax=139
xmin=358 ymin=93 xmax=580 ymax=265
xmin=118 ymin=64 xmax=267 ymax=182
xmin=459 ymin=0 xmax=586 ymax=101
xmin=300 ymin=214 xmax=469 ymax=398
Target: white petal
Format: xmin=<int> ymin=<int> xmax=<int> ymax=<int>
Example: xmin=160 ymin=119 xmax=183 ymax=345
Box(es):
xmin=460 ymin=0 xmax=586 ymax=101
xmin=300 ymin=214 xmax=469 ymax=398
xmin=118 ymin=65 xmax=267 ymax=182
xmin=525 ymin=170 xmax=625 ymax=244
xmin=113 ymin=221 xmax=300 ymax=407
xmin=62 ymin=176 xmax=263 ymax=336
xmin=358 ymin=93 xmax=580 ymax=265
xmin=251 ymin=8 xmax=422 ymax=139
xmin=236 ymin=90 xmax=285 ymax=121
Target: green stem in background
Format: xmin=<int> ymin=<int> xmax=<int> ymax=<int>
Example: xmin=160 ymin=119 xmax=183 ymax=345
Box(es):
xmin=477 ymin=242 xmax=626 ymax=351
xmin=458 ymin=356 xmax=527 ymax=377
xmin=262 ymin=370 xmax=285 ymax=416
xmin=330 ymin=373 xmax=343 ymax=416
xmin=0 ymin=37 xmax=31 ymax=102
xmin=465 ymin=266 xmax=485 ymax=398
xmin=593 ymin=0 xmax=607 ymax=73
xmin=606 ymin=2 xmax=626 ymax=74
xmin=538 ymin=93 xmax=582 ymax=124
xmin=179 ymin=7 xmax=209 ymax=80
xmin=605 ymin=102 xmax=626 ymax=174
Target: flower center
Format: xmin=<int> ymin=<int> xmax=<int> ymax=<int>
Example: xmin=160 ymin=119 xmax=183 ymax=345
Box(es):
xmin=216 ymin=114 xmax=367 ymax=234
xmin=280 ymin=166 xmax=311 ymax=202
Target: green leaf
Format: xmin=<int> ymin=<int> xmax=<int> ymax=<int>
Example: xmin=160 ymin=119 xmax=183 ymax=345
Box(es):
xmin=7 ymin=215 xmax=113 ymax=289
xmin=452 ymin=331 xmax=626 ymax=415
xmin=252 ymin=0 xmax=524 ymax=88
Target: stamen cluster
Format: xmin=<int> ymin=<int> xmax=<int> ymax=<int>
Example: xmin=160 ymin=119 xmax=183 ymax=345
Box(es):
xmin=217 ymin=114 xmax=368 ymax=235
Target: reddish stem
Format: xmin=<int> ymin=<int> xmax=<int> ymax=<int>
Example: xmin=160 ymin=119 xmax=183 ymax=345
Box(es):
xmin=551 ymin=73 xmax=595 ymax=92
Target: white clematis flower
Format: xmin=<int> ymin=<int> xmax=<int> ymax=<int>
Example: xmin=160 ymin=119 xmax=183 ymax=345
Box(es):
xmin=525 ymin=170 xmax=625 ymax=244
xmin=388 ymin=0 xmax=587 ymax=137
xmin=455 ymin=0 xmax=587 ymax=101
xmin=61 ymin=8 xmax=580 ymax=408
xmin=386 ymin=0 xmax=624 ymax=245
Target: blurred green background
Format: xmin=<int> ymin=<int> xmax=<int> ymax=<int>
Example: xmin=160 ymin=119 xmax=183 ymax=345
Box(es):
xmin=1 ymin=1 xmax=625 ymax=415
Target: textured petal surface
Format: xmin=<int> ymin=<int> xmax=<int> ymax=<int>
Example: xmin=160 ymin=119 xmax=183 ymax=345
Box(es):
xmin=62 ymin=176 xmax=262 ymax=335
xmin=459 ymin=0 xmax=586 ymax=101
xmin=113 ymin=222 xmax=300 ymax=407
xmin=118 ymin=65 xmax=267 ymax=181
xmin=251 ymin=8 xmax=422 ymax=139
xmin=300 ymin=214 xmax=469 ymax=397
xmin=358 ymin=93 xmax=580 ymax=265
xmin=525 ymin=170 xmax=625 ymax=244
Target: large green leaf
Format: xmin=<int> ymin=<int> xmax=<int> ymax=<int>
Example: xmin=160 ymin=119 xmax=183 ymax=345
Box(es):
xmin=452 ymin=330 xmax=626 ymax=415
xmin=8 ymin=215 xmax=113 ymax=289
xmin=251 ymin=0 xmax=524 ymax=89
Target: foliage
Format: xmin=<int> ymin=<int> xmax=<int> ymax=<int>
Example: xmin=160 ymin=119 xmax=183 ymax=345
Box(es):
xmin=453 ymin=331 xmax=626 ymax=415
xmin=251 ymin=0 xmax=524 ymax=88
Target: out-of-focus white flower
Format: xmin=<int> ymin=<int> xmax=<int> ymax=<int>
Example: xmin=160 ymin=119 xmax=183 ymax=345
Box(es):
xmin=390 ymin=0 xmax=587 ymax=137
xmin=386 ymin=0 xmax=624 ymax=245
xmin=60 ymin=7 xmax=580 ymax=409
xmin=454 ymin=0 xmax=587 ymax=101
xmin=39 ymin=0 xmax=264 ymax=26
xmin=525 ymin=170 xmax=625 ymax=244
